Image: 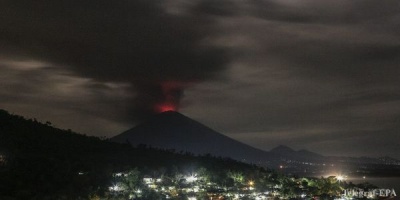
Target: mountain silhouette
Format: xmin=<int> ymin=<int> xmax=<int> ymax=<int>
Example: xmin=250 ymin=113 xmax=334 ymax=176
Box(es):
xmin=270 ymin=145 xmax=324 ymax=161
xmin=111 ymin=111 xmax=269 ymax=163
xmin=270 ymin=145 xmax=296 ymax=154
xmin=111 ymin=111 xmax=400 ymax=168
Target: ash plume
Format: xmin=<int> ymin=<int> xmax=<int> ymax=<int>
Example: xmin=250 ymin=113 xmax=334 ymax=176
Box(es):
xmin=0 ymin=0 xmax=227 ymax=121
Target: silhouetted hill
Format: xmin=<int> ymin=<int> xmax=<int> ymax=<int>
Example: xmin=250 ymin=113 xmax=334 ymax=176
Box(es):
xmin=270 ymin=145 xmax=296 ymax=154
xmin=0 ymin=109 xmax=262 ymax=199
xmin=270 ymin=145 xmax=324 ymax=162
xmin=112 ymin=111 xmax=271 ymax=163
xmin=2 ymin=109 xmax=395 ymax=200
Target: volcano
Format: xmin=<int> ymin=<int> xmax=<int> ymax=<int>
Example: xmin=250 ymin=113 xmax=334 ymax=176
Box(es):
xmin=111 ymin=111 xmax=269 ymax=163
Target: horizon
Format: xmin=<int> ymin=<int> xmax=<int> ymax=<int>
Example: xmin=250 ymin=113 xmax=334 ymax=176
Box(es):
xmin=1 ymin=0 xmax=399 ymax=159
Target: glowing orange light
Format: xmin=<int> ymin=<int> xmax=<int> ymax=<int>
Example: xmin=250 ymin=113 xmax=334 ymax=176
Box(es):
xmin=155 ymin=103 xmax=177 ymax=113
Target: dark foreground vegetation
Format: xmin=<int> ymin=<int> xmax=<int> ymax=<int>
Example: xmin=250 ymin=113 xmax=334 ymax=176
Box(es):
xmin=0 ymin=109 xmax=257 ymax=199
xmin=0 ymin=109 xmax=382 ymax=199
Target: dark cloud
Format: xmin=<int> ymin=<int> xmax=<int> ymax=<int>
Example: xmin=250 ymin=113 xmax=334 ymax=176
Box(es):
xmin=182 ymin=0 xmax=400 ymax=158
xmin=192 ymin=0 xmax=239 ymax=17
xmin=0 ymin=61 xmax=132 ymax=135
xmin=0 ymin=0 xmax=227 ymax=121
xmin=1 ymin=0 xmax=400 ymax=158
xmin=248 ymin=0 xmax=400 ymax=25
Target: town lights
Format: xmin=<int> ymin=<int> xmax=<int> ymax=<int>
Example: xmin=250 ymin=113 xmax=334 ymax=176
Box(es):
xmin=248 ymin=181 xmax=254 ymax=186
xmin=110 ymin=185 xmax=121 ymax=191
xmin=248 ymin=180 xmax=255 ymax=190
xmin=186 ymin=174 xmax=198 ymax=182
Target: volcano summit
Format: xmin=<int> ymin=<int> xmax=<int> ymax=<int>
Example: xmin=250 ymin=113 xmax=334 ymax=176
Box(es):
xmin=111 ymin=111 xmax=269 ymax=163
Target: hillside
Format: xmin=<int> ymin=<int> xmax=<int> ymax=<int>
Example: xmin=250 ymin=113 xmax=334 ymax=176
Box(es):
xmin=0 ymin=109 xmax=261 ymax=199
xmin=1 ymin=109 xmax=395 ymax=199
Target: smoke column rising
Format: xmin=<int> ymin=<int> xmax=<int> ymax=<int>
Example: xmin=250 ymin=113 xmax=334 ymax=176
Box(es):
xmin=0 ymin=0 xmax=227 ymax=122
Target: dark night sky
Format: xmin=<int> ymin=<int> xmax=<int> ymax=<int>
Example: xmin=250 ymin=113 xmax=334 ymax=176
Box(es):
xmin=1 ymin=0 xmax=399 ymax=159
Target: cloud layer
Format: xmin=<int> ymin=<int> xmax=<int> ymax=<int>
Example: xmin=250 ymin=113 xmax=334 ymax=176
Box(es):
xmin=1 ymin=0 xmax=399 ymax=158
xmin=1 ymin=0 xmax=227 ymax=120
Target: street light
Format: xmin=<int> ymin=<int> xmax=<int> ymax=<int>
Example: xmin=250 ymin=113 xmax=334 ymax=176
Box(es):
xmin=248 ymin=181 xmax=254 ymax=186
xmin=186 ymin=174 xmax=198 ymax=183
xmin=248 ymin=180 xmax=255 ymax=191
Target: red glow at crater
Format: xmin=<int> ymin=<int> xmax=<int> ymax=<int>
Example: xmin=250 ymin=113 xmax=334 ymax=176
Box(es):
xmin=156 ymin=103 xmax=177 ymax=113
xmin=153 ymin=81 xmax=195 ymax=113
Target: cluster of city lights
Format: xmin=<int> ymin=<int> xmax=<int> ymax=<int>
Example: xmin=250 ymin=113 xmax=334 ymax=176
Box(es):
xmin=108 ymin=171 xmax=276 ymax=199
xmin=107 ymin=171 xmax=395 ymax=200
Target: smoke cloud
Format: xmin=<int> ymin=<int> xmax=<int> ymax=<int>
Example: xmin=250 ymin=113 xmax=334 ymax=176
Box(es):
xmin=0 ymin=0 xmax=227 ymax=120
xmin=2 ymin=0 xmax=400 ymax=158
